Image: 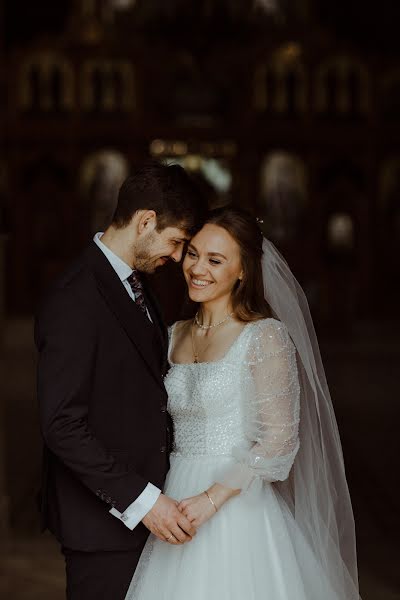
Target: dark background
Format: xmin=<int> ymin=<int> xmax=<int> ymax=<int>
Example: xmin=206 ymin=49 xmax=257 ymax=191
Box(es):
xmin=0 ymin=1 xmax=399 ymax=598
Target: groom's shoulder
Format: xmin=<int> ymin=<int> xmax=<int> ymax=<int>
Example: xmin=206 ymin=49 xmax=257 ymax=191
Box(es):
xmin=52 ymin=250 xmax=95 ymax=293
xmin=37 ymin=248 xmax=96 ymax=315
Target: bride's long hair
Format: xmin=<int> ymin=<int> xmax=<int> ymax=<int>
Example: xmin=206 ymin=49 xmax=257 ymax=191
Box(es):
xmin=205 ymin=206 xmax=271 ymax=321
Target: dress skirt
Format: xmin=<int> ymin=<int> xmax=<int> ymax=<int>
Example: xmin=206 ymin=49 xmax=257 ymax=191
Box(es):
xmin=125 ymin=453 xmax=339 ymax=600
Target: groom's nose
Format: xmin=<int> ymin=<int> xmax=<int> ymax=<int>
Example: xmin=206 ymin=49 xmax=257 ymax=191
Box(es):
xmin=170 ymin=246 xmax=184 ymax=263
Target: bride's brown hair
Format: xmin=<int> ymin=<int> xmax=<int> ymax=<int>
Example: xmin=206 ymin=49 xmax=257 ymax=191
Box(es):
xmin=205 ymin=206 xmax=272 ymax=322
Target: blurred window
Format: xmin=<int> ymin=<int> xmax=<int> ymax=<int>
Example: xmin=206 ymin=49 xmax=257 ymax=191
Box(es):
xmin=315 ymin=56 xmax=370 ymax=117
xmin=80 ymin=150 xmax=129 ymax=233
xmin=259 ymin=152 xmax=307 ymax=241
xmin=81 ymin=60 xmax=135 ymax=112
xmin=19 ymin=53 xmax=74 ymax=112
xmin=109 ymin=0 xmax=137 ymax=8
xmin=327 ymin=213 xmax=354 ymax=251
xmin=149 ymin=139 xmax=233 ymax=208
xmin=168 ymin=155 xmax=232 ymax=208
xmin=255 ymin=44 xmax=306 ymax=116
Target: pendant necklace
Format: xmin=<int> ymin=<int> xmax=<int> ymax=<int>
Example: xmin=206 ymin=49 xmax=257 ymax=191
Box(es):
xmin=191 ymin=311 xmax=234 ymax=363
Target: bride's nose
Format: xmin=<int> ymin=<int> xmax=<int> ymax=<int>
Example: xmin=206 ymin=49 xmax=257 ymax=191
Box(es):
xmin=190 ymin=258 xmax=207 ymax=276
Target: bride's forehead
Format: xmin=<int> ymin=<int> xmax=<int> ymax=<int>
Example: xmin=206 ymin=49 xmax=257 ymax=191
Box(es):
xmin=191 ymin=224 xmax=237 ymax=250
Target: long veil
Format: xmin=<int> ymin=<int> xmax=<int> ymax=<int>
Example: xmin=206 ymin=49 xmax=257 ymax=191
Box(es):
xmin=262 ymin=238 xmax=361 ymax=599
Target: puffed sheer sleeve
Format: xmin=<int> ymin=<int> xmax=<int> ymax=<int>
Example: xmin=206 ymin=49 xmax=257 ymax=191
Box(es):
xmin=219 ymin=320 xmax=301 ymax=491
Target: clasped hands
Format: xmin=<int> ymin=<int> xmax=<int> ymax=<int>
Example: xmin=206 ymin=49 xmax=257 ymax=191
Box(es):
xmin=142 ymin=483 xmax=238 ymax=546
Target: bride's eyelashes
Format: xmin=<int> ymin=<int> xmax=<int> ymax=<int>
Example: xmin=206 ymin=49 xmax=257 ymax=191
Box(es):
xmin=186 ymin=250 xmax=222 ymax=266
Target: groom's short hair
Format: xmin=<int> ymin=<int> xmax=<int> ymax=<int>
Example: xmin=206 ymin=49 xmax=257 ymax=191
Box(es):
xmin=112 ymin=159 xmax=206 ymax=234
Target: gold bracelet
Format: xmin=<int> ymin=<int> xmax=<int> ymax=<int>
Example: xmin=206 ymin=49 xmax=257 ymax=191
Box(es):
xmin=204 ymin=490 xmax=218 ymax=512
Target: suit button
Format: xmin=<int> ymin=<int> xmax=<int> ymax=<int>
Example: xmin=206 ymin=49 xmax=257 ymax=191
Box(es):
xmin=160 ymin=405 xmax=167 ymax=413
xmin=96 ymin=489 xmax=101 ymax=497
xmin=121 ymin=514 xmax=128 ymax=522
xmin=160 ymin=445 xmax=167 ymax=453
xmin=105 ymin=496 xmax=112 ymax=504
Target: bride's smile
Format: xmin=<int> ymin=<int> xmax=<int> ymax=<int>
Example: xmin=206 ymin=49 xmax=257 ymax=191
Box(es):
xmin=189 ymin=278 xmax=213 ymax=288
xmin=183 ymin=223 xmax=243 ymax=311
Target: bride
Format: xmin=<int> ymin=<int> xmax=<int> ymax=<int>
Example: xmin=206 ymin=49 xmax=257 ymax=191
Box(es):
xmin=125 ymin=206 xmax=361 ymax=600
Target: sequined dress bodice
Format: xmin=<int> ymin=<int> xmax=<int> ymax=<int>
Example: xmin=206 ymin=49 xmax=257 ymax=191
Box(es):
xmin=165 ymin=324 xmax=253 ymax=457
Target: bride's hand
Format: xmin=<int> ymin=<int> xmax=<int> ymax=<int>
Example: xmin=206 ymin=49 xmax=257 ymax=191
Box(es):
xmin=178 ymin=483 xmax=240 ymax=528
xmin=177 ymin=492 xmax=217 ymax=528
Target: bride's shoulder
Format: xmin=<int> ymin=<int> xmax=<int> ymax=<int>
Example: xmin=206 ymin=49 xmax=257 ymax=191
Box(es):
xmin=247 ymin=317 xmax=292 ymax=353
xmin=169 ymin=319 xmax=192 ymax=339
xmin=249 ymin=316 xmax=287 ymax=334
xmin=171 ymin=319 xmax=192 ymax=330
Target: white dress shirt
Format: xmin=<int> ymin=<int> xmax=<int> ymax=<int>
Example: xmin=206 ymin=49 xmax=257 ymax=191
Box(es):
xmin=93 ymin=232 xmax=161 ymax=530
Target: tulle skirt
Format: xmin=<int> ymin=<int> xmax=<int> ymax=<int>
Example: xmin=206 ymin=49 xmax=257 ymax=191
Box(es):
xmin=125 ymin=453 xmax=339 ymax=600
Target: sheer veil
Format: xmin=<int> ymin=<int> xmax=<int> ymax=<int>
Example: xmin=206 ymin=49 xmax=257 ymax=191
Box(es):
xmin=261 ymin=238 xmax=361 ymax=599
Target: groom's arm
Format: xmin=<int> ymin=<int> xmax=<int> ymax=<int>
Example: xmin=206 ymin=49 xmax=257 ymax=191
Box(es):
xmin=36 ymin=286 xmax=150 ymax=514
xmin=109 ymin=482 xmax=160 ymax=529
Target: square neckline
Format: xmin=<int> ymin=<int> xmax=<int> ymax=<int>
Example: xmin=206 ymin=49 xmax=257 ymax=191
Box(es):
xmin=167 ymin=320 xmax=256 ymax=367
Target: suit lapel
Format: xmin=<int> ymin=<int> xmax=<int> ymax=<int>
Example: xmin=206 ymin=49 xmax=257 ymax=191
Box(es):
xmin=85 ymin=243 xmax=165 ymax=391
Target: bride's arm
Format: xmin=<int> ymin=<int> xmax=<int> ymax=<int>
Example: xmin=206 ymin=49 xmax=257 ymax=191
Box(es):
xmin=218 ymin=320 xmax=301 ymax=492
xmin=178 ymin=320 xmax=300 ymax=524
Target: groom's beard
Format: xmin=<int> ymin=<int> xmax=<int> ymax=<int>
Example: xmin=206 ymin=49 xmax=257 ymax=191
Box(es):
xmin=134 ymin=231 xmax=169 ymax=274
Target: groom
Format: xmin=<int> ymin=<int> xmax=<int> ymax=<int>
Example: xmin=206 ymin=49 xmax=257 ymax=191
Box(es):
xmin=35 ymin=160 xmax=205 ymax=599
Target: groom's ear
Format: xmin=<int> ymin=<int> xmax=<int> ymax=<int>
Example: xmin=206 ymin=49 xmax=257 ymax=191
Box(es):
xmin=137 ymin=210 xmax=157 ymax=234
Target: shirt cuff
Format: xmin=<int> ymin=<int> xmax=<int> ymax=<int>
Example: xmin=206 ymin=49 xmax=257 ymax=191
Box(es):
xmin=109 ymin=483 xmax=161 ymax=530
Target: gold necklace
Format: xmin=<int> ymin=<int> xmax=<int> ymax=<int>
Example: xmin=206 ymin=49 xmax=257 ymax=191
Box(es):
xmin=191 ymin=324 xmax=212 ymax=364
xmin=191 ymin=313 xmax=233 ymax=363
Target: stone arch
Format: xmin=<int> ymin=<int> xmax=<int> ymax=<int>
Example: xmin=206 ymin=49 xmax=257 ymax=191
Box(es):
xmin=81 ymin=60 xmax=135 ymax=112
xmin=19 ymin=52 xmax=74 ymax=111
xmin=255 ymin=46 xmax=307 ymax=115
xmin=315 ymin=56 xmax=370 ymax=116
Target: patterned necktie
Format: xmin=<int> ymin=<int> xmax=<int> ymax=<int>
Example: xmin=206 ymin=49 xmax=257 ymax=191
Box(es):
xmin=127 ymin=271 xmax=148 ymax=315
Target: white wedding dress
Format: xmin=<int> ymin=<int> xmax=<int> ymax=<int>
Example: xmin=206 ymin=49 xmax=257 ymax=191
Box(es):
xmin=125 ymin=318 xmax=340 ymax=600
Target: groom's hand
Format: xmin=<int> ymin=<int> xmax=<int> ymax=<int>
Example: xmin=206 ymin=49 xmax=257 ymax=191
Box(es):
xmin=142 ymin=493 xmax=197 ymax=545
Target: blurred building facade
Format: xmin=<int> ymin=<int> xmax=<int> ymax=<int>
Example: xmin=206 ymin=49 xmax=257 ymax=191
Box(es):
xmin=0 ymin=0 xmax=399 ymax=325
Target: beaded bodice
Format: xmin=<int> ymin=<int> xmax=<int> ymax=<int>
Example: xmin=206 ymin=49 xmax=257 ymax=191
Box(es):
xmin=165 ymin=315 xmax=301 ymax=487
xmin=165 ymin=325 xmax=252 ymax=457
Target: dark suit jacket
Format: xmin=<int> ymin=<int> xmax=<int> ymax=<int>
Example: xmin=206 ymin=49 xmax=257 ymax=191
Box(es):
xmin=34 ymin=242 xmax=171 ymax=552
